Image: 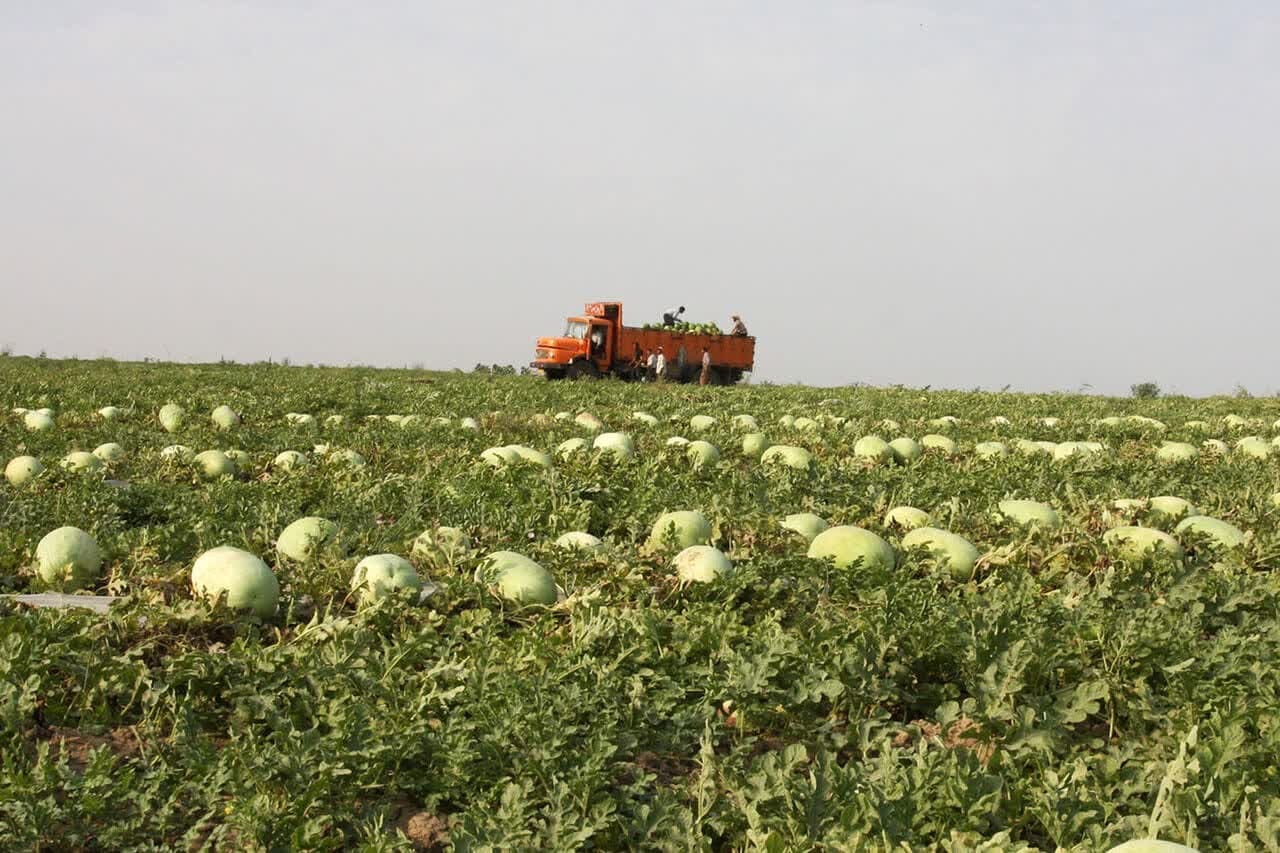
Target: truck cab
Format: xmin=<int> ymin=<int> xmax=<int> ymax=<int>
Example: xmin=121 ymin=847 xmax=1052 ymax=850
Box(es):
xmin=534 ymin=316 xmax=608 ymax=379
xmin=532 ymin=303 xmax=624 ymax=380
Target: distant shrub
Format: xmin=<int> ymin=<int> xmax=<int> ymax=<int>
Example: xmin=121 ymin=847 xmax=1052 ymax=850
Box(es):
xmin=1130 ymin=382 xmax=1161 ymax=399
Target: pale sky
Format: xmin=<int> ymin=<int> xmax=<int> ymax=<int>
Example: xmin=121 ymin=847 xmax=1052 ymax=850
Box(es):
xmin=3 ymin=2 xmax=1279 ymax=395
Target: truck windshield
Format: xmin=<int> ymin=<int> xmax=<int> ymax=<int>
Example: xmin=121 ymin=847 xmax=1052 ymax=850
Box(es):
xmin=564 ymin=321 xmax=589 ymax=339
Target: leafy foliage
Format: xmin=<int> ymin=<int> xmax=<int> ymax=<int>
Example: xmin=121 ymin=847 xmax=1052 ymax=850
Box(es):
xmin=1 ymin=357 xmax=1279 ymax=849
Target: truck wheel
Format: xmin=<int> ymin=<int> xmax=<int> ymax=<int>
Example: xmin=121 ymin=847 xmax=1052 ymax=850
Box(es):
xmin=543 ymin=368 xmax=566 ymax=381
xmin=566 ymin=360 xmax=599 ymax=380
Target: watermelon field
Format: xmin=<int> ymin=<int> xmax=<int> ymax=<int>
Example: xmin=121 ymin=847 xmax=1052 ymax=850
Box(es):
xmin=3 ymin=356 xmax=1280 ymax=851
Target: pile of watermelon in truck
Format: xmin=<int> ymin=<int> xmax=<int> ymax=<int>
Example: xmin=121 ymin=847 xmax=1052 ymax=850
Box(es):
xmin=531 ymin=302 xmax=756 ymax=384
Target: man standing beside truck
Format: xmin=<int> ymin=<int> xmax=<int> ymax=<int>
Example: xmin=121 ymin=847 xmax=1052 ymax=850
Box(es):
xmin=655 ymin=347 xmax=667 ymax=382
xmin=699 ymin=347 xmax=712 ymax=385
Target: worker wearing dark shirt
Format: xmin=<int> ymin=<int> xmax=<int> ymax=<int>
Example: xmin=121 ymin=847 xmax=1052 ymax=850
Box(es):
xmin=730 ymin=315 xmax=748 ymax=336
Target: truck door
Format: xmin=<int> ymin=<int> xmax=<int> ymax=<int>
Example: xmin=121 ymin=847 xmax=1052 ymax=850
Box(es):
xmin=589 ymin=322 xmax=610 ymax=370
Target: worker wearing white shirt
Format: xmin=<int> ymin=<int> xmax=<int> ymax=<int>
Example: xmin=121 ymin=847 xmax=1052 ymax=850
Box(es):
xmin=699 ymin=347 xmax=712 ymax=385
xmin=655 ymin=347 xmax=667 ymax=382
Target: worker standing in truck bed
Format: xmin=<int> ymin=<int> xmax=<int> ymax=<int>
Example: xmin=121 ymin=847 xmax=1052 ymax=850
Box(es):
xmin=730 ymin=314 xmax=748 ymax=336
xmin=662 ymin=306 xmax=685 ymax=326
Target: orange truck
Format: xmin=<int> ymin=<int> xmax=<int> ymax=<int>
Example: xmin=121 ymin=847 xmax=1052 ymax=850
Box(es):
xmin=531 ymin=302 xmax=755 ymax=384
